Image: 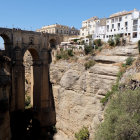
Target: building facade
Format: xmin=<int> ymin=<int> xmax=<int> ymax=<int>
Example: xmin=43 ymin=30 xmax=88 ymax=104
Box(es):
xmin=36 ymin=24 xmax=79 ymax=36
xmin=80 ymin=9 xmax=140 ymax=43
xmin=80 ymin=16 xmax=98 ymax=38
xmin=105 ymin=9 xmax=140 ymax=42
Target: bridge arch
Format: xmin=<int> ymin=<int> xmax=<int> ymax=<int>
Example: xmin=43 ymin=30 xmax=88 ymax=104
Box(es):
xmin=0 ymin=34 xmax=10 ymax=51
xmin=23 ymin=47 xmax=41 ymax=110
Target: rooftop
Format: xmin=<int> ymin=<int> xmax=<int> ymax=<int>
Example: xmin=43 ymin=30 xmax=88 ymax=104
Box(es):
xmin=109 ymin=9 xmax=137 ymax=18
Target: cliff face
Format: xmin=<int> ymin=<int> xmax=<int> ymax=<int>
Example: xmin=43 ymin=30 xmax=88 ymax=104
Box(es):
xmin=50 ymin=44 xmax=139 ymax=140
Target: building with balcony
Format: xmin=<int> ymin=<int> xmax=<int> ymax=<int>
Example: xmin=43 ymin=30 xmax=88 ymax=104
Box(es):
xmin=80 ymin=9 xmax=140 ymax=43
xmin=36 ymin=24 xmax=79 ymax=36
xmin=105 ymin=9 xmax=140 ymax=42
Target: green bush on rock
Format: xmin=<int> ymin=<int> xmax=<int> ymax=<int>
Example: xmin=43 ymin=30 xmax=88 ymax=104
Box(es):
xmin=75 ymin=126 xmax=89 ymax=140
xmin=84 ymin=60 xmax=95 ymax=70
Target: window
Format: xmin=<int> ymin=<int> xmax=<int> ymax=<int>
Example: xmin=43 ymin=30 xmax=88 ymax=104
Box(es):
xmin=112 ymin=24 xmax=114 ymax=29
xmin=133 ymin=20 xmax=138 ymax=25
xmin=119 ymin=17 xmax=122 ymax=22
xmin=111 ymin=19 xmax=114 ymax=23
xmin=125 ymin=16 xmax=127 ymax=19
xmin=118 ymin=23 xmax=120 ymax=28
xmin=115 ymin=18 xmax=118 ymax=22
xmin=107 ymin=25 xmax=109 ymax=29
xmin=133 ymin=32 xmax=137 ymax=38
xmin=125 ymin=22 xmax=128 ymax=27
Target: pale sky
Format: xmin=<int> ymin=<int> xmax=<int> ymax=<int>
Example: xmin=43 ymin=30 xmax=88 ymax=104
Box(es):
xmin=0 ymin=0 xmax=139 ymax=49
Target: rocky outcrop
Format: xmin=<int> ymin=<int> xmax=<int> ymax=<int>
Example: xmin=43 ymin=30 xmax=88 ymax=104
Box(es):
xmin=50 ymin=62 xmax=119 ymax=139
xmin=50 ymin=44 xmax=139 ymax=140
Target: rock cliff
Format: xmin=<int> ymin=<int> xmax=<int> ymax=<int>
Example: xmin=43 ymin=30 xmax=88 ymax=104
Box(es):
xmin=50 ymin=44 xmax=139 ymax=140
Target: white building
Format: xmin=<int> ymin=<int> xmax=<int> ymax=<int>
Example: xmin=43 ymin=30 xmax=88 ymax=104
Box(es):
xmin=80 ymin=16 xmax=98 ymax=38
xmin=36 ymin=24 xmax=79 ymax=36
xmin=80 ymin=9 xmax=140 ymax=43
xmin=105 ymin=9 xmax=140 ymax=42
xmin=93 ymin=18 xmax=107 ymax=40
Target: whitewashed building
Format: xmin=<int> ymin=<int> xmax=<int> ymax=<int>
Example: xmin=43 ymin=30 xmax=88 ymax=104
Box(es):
xmin=80 ymin=9 xmax=140 ymax=43
xmin=80 ymin=16 xmax=98 ymax=38
xmin=105 ymin=9 xmax=140 ymax=42
xmin=93 ymin=18 xmax=107 ymax=40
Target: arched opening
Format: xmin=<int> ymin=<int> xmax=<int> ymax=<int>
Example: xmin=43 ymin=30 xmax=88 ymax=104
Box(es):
xmin=49 ymin=39 xmax=57 ymax=63
xmin=23 ymin=48 xmax=39 ymax=110
xmin=0 ymin=36 xmax=5 ymax=50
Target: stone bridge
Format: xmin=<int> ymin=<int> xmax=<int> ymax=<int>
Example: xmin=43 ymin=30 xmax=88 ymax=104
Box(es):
xmin=0 ymin=27 xmax=63 ymax=139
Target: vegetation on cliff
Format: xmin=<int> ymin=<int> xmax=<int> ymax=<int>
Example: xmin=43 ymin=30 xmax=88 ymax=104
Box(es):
xmin=75 ymin=126 xmax=89 ymax=140
xmin=95 ymin=88 xmax=140 ymax=140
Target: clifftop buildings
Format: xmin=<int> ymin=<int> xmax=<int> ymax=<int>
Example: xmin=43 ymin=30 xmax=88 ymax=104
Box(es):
xmin=36 ymin=24 xmax=79 ymax=36
xmin=80 ymin=9 xmax=140 ymax=43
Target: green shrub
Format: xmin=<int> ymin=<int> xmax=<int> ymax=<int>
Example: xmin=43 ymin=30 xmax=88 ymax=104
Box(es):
xmin=95 ymin=45 xmax=98 ymax=50
xmin=94 ymin=39 xmax=102 ymax=47
xmin=75 ymin=126 xmax=89 ymax=140
xmin=95 ymin=88 xmax=140 ymax=140
xmin=114 ymin=34 xmax=120 ymax=46
xmin=84 ymin=45 xmax=93 ymax=55
xmin=56 ymin=49 xmax=74 ymax=60
xmin=108 ymin=38 xmax=115 ymax=46
xmin=122 ymin=38 xmax=126 ymax=46
xmin=138 ymin=40 xmax=140 ymax=54
xmin=84 ymin=60 xmax=95 ymax=70
xmin=125 ymin=57 xmax=134 ymax=66
xmin=67 ymin=49 xmax=74 ymax=56
xmin=81 ymin=40 xmax=85 ymax=45
xmin=56 ymin=54 xmax=62 ymax=60
xmin=25 ymin=95 xmax=31 ymax=108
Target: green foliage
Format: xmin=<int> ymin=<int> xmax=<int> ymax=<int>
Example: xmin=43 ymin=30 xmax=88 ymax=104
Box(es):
xmin=114 ymin=34 xmax=120 ymax=46
xmin=122 ymin=38 xmax=126 ymax=46
xmin=84 ymin=60 xmax=95 ymax=70
xmin=94 ymin=39 xmax=102 ymax=47
xmin=25 ymin=95 xmax=31 ymax=108
xmin=56 ymin=49 xmax=74 ymax=60
xmin=81 ymin=40 xmax=85 ymax=45
xmin=138 ymin=40 xmax=140 ymax=54
xmin=95 ymin=46 xmax=98 ymax=50
xmin=67 ymin=49 xmax=74 ymax=56
xmin=75 ymin=126 xmax=89 ymax=140
xmin=84 ymin=45 xmax=93 ymax=55
xmin=108 ymin=38 xmax=115 ymax=46
xmin=95 ymin=88 xmax=140 ymax=140
xmin=73 ymin=39 xmax=79 ymax=43
xmin=125 ymin=57 xmax=134 ymax=66
xmin=101 ymin=70 xmax=124 ymax=104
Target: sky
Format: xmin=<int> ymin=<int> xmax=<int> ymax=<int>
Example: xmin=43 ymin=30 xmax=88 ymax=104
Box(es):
xmin=0 ymin=0 xmax=140 ymax=48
